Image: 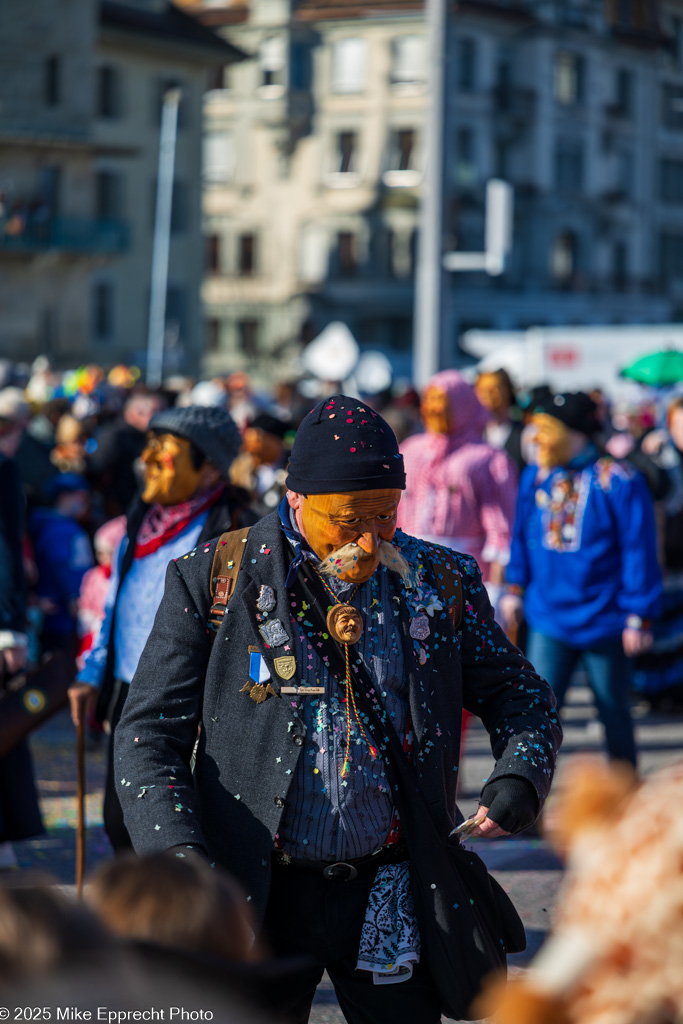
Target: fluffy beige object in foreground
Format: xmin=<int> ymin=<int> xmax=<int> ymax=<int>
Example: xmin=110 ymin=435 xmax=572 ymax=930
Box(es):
xmin=480 ymin=757 xmax=683 ymax=1024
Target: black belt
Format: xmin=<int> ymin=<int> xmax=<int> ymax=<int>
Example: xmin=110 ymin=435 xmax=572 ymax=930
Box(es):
xmin=273 ymin=837 xmax=408 ymax=881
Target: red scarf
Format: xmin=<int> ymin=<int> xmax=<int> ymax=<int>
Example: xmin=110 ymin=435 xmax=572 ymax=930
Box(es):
xmin=135 ymin=485 xmax=224 ymax=558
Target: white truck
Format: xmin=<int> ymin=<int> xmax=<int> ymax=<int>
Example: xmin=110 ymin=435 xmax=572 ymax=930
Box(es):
xmin=460 ymin=324 xmax=683 ymax=397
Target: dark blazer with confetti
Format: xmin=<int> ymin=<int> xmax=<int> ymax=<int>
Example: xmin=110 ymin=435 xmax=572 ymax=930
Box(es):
xmin=115 ymin=511 xmax=561 ymax=924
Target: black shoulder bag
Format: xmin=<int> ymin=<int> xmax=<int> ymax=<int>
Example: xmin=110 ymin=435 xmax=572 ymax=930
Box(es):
xmin=298 ymin=564 xmax=526 ymax=1021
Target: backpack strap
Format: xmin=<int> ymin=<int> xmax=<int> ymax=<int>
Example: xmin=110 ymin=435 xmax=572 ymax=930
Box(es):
xmin=207 ymin=526 xmax=251 ymax=639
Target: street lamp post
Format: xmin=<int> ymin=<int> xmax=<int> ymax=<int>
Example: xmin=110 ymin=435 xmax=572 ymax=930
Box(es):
xmin=146 ymin=87 xmax=182 ymax=390
xmin=412 ymin=0 xmax=448 ymax=391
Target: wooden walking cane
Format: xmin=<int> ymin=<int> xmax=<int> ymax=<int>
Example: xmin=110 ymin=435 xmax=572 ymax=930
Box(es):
xmin=75 ymin=714 xmax=86 ymax=898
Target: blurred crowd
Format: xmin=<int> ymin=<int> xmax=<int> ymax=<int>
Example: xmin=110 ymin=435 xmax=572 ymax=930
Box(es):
xmin=0 ymin=353 xmax=682 ymax=1021
xmin=0 ymin=355 xmax=680 ymax=714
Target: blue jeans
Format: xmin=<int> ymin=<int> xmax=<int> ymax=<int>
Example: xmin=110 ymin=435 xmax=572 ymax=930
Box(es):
xmin=526 ymin=630 xmax=637 ymax=767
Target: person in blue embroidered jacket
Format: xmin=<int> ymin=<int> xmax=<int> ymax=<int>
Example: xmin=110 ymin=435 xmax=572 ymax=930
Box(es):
xmin=500 ymin=391 xmax=662 ymax=767
xmin=114 ymin=395 xmax=562 ymax=1024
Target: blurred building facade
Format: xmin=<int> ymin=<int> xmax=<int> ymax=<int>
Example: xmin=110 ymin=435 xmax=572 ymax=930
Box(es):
xmin=0 ymin=0 xmax=240 ymax=371
xmin=186 ymin=0 xmax=683 ymax=378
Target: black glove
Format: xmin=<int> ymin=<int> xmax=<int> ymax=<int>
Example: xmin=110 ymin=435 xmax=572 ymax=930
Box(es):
xmin=479 ymin=776 xmax=539 ymax=834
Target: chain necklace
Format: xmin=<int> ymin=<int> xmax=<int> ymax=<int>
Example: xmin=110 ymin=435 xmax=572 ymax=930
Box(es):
xmin=312 ymin=568 xmax=377 ymax=778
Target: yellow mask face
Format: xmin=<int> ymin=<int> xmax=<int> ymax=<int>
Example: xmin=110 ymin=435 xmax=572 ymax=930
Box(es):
xmin=141 ymin=432 xmax=203 ymax=506
xmin=299 ymin=488 xmax=402 ymax=583
xmin=474 ymin=373 xmax=507 ymax=416
xmin=421 ymin=386 xmax=451 ymax=435
xmin=532 ymin=414 xmax=572 ymax=469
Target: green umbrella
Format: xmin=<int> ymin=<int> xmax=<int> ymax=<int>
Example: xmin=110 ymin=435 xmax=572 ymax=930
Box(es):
xmin=620 ymin=349 xmax=683 ymax=386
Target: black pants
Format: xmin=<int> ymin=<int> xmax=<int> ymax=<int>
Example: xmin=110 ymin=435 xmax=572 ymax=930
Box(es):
xmin=103 ymin=682 xmax=133 ymax=852
xmin=262 ymin=860 xmax=442 ymax=1024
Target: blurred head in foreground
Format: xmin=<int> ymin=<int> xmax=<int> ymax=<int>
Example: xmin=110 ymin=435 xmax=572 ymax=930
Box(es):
xmin=86 ymin=851 xmax=257 ymax=963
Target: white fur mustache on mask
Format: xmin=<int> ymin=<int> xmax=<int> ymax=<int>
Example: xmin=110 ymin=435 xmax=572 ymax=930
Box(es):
xmin=319 ymin=540 xmax=414 ymax=584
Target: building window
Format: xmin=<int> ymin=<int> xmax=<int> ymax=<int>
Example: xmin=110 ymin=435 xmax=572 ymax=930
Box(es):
xmin=660 ymin=233 xmax=683 ymax=279
xmin=335 ymin=131 xmax=358 ymax=174
xmin=613 ymin=241 xmax=628 ymax=290
xmin=616 ymin=149 xmax=633 ymax=198
xmin=616 ymin=0 xmax=634 ymax=27
xmin=95 ymin=171 xmax=123 ymax=221
xmin=550 ymin=231 xmax=579 ymax=283
xmin=554 ymin=52 xmax=584 ymax=105
xmin=673 ymin=16 xmax=683 ymax=68
xmin=390 ymin=35 xmax=426 ymax=87
xmin=389 ymin=129 xmax=417 ymax=172
xmin=661 ymin=83 xmax=683 ymax=131
xmin=615 ymin=68 xmax=633 ymax=117
xmin=150 ymin=180 xmax=187 ymax=234
xmin=93 ymin=283 xmax=114 ymax=340
xmin=166 ymin=286 xmax=186 ymax=340
xmin=290 ymin=42 xmax=311 ymax=90
xmin=388 ymin=316 xmax=413 ymax=352
xmin=455 ymin=126 xmax=477 ymax=186
xmin=337 ymin=232 xmax=357 ymax=277
xmin=331 ymin=38 xmax=366 ymax=94
xmin=238 ymin=319 xmax=260 ymax=358
xmin=206 ymin=318 xmax=221 ymax=353
xmin=383 ymin=129 xmax=420 ymax=186
xmin=457 ymin=37 xmax=477 ymax=92
xmin=495 ymin=139 xmax=511 ymax=179
xmin=202 ymin=132 xmax=236 ymax=184
xmin=554 ymin=140 xmax=584 ymax=192
xmin=208 ymin=65 xmax=226 ymax=91
xmin=44 ymin=55 xmax=60 ymax=107
xmin=238 ymin=233 xmax=257 ymax=275
xmin=97 ymin=66 xmax=121 ymax=119
xmin=660 ymin=158 xmax=683 ymax=203
xmin=259 ymin=36 xmax=286 ymax=92
xmin=207 ymin=234 xmax=221 ymax=273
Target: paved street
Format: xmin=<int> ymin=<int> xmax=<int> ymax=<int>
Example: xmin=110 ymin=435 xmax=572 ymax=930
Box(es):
xmin=11 ymin=676 xmax=683 ymax=1022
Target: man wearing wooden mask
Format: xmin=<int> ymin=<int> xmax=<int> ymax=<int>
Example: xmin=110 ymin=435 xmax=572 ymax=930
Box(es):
xmin=500 ymin=391 xmax=661 ymax=768
xmin=115 ymin=395 xmax=561 ymax=1023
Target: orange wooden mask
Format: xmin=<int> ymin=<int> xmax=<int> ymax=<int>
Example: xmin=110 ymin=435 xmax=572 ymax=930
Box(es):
xmin=141 ymin=433 xmax=203 ymax=506
xmin=291 ymin=488 xmax=401 ymax=583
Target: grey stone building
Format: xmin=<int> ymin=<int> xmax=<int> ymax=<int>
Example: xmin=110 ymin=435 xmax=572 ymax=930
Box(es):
xmin=188 ymin=0 xmax=683 ymax=380
xmin=0 ymin=0 xmax=241 ymax=370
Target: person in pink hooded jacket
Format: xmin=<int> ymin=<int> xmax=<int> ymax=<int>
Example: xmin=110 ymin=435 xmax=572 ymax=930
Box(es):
xmin=397 ymin=370 xmax=518 ymax=599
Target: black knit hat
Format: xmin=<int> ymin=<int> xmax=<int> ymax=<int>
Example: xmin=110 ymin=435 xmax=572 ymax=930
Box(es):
xmin=249 ymin=412 xmax=291 ymax=440
xmin=149 ymin=405 xmax=242 ymax=480
xmin=286 ymin=395 xmax=406 ymax=494
xmin=533 ymin=391 xmax=600 ymax=436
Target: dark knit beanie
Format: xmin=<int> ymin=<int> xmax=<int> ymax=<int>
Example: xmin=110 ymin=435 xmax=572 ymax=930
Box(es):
xmin=149 ymin=405 xmax=242 ymax=480
xmin=249 ymin=412 xmax=291 ymax=441
xmin=286 ymin=395 xmax=406 ymax=494
xmin=533 ymin=391 xmax=600 ymax=436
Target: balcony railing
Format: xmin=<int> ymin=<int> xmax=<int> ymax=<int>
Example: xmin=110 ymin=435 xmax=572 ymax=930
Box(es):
xmin=0 ymin=217 xmax=129 ymax=254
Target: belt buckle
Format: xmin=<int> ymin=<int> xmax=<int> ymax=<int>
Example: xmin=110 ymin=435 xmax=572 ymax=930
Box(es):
xmin=322 ymin=861 xmax=358 ymax=881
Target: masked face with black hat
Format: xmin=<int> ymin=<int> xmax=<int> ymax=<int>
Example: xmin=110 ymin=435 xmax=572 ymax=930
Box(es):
xmin=531 ymin=392 xmax=599 ymax=469
xmin=141 ymin=405 xmax=242 ymax=506
xmin=285 ymin=395 xmax=410 ymax=585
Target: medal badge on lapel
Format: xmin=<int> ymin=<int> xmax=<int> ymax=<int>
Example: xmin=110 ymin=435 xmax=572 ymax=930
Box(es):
xmin=256 ymin=585 xmax=276 ymax=613
xmin=409 ymin=612 xmax=430 ymax=641
xmin=259 ymin=619 xmax=289 ymax=648
xmin=240 ymin=647 xmax=278 ymax=703
xmin=274 ymin=656 xmax=296 ymax=680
